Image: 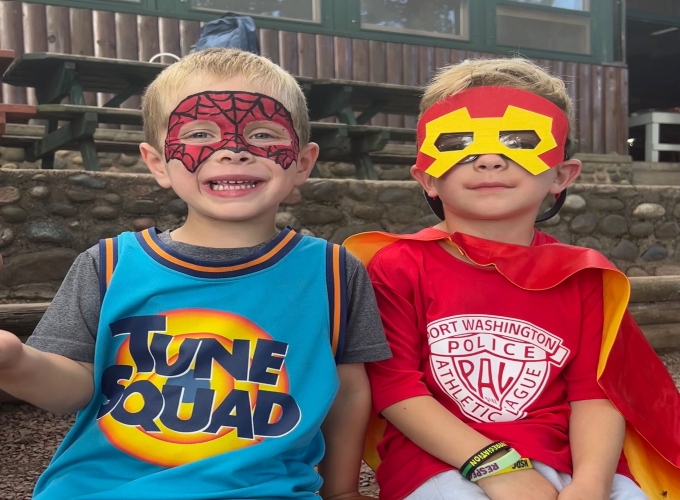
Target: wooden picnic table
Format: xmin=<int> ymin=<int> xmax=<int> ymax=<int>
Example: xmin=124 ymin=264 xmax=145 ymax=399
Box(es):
xmin=2 ymin=52 xmax=420 ymax=177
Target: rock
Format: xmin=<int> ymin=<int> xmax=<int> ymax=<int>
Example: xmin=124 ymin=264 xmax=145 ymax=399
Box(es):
xmin=656 ymin=222 xmax=680 ymax=239
xmin=575 ymin=237 xmax=602 ymax=251
xmin=536 ymin=213 xmax=561 ymax=227
xmin=548 ymin=229 xmax=572 ymax=244
xmin=388 ymin=205 xmax=418 ymax=224
xmin=46 ymin=202 xmax=77 ymax=217
xmin=633 ymin=203 xmax=665 ymax=219
xmin=352 ymin=204 xmax=385 ymax=221
xmin=11 ymin=283 xmax=58 ymax=300
xmin=282 ymin=187 xmax=302 ymax=205
xmin=0 ymin=147 xmax=25 ymax=162
xmin=68 ymin=173 xmax=107 ymax=189
xmin=378 ymin=188 xmax=413 ymax=204
xmin=28 ymin=185 xmax=50 ymax=199
xmin=0 ymin=226 xmax=14 ymax=248
xmin=103 ymin=193 xmax=122 ymax=205
xmin=654 ymin=265 xmax=680 ymax=276
xmin=25 ymin=222 xmax=72 ymax=244
xmin=294 ymin=206 xmax=344 ymax=225
xmin=167 ymin=199 xmax=188 ymax=215
xmin=328 ymin=162 xmax=356 ymax=177
xmin=275 ymin=212 xmax=301 ymax=231
xmin=595 ymin=185 xmax=618 ymax=194
xmin=642 ymin=245 xmax=668 ymax=262
xmin=0 ymin=186 xmax=21 ymax=205
xmin=597 ymin=214 xmax=627 ymax=236
xmin=65 ymin=190 xmax=95 ymax=203
xmin=346 ymin=181 xmax=371 ymax=202
xmin=70 ymin=154 xmax=83 ymax=166
xmin=91 ymin=205 xmax=120 ymax=220
xmin=90 ymin=225 xmax=125 ymax=243
xmin=419 ymin=214 xmax=442 ymax=226
xmin=376 ymin=165 xmax=411 ymax=180
xmin=626 ymin=267 xmax=648 ymax=277
xmin=119 ymin=153 xmax=139 ymax=167
xmin=609 ymin=240 xmax=638 ymax=261
xmin=562 ymin=194 xmax=586 ymax=212
xmin=130 ymin=184 xmax=154 ymax=196
xmin=330 ymin=223 xmax=383 ymax=244
xmin=629 ymin=222 xmax=654 ymax=238
xmin=301 ymin=181 xmax=339 ymax=202
xmin=661 ymin=188 xmax=680 ymax=200
xmin=587 ymin=198 xmax=624 ymax=211
xmin=0 ymin=205 xmax=28 ymax=223
xmin=299 ymin=229 xmax=315 ymax=237
xmin=126 ymin=200 xmax=159 ymax=215
xmin=0 ymin=162 xmax=18 ymax=170
xmin=131 ymin=218 xmax=156 ymax=231
xmin=1 ymin=248 xmax=79 ymax=286
xmin=674 ymin=204 xmax=680 ymax=219
xmin=569 ymin=213 xmax=597 ymax=234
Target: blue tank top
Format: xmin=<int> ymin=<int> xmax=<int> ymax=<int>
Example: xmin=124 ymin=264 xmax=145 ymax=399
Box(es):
xmin=33 ymin=228 xmax=347 ymax=500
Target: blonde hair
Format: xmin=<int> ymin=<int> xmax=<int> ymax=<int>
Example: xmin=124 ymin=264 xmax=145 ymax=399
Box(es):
xmin=421 ymin=58 xmax=575 ymax=152
xmin=142 ymin=48 xmax=310 ymax=151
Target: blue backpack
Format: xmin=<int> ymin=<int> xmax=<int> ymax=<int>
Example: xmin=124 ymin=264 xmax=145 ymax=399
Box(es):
xmin=193 ymin=13 xmax=259 ymax=54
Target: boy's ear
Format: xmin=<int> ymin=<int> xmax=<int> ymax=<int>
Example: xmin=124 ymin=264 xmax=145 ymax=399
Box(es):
xmin=411 ymin=165 xmax=438 ymax=198
xmin=140 ymin=142 xmax=172 ymax=189
xmin=293 ymin=142 xmax=320 ymax=186
xmin=549 ymin=159 xmax=582 ymax=195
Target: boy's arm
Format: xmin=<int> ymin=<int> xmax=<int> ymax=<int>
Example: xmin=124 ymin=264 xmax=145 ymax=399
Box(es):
xmin=0 ymin=248 xmax=101 ymax=413
xmin=0 ymin=331 xmax=94 ymax=412
xmin=558 ymin=399 xmax=625 ymax=500
xmin=318 ymin=363 xmax=373 ymax=500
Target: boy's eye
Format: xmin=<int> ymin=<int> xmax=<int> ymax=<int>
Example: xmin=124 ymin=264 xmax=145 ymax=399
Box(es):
xmin=250 ymin=132 xmax=275 ymax=140
xmin=499 ymin=131 xmax=540 ymax=150
xmin=190 ymin=131 xmax=212 ymax=139
xmin=435 ymin=133 xmax=474 ymax=152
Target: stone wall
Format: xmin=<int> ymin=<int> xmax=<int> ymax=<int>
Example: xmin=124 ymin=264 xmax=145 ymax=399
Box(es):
xmin=1 ymin=169 xmax=680 ymax=302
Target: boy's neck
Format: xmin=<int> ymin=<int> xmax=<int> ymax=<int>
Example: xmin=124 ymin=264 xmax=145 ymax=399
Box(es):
xmin=437 ymin=213 xmax=537 ymax=247
xmin=169 ymin=212 xmax=279 ymax=249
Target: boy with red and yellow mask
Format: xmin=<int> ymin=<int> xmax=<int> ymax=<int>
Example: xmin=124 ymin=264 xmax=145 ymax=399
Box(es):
xmin=345 ymin=58 xmax=680 ymax=500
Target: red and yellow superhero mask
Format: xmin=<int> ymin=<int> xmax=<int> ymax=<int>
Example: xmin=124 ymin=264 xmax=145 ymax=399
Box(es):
xmin=164 ymin=91 xmax=300 ymax=173
xmin=416 ymin=86 xmax=569 ymax=178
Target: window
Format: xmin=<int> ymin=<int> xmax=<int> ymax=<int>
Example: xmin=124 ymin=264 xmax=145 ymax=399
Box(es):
xmin=508 ymin=0 xmax=588 ymax=11
xmin=360 ymin=0 xmax=469 ymax=39
xmin=190 ymin=0 xmax=321 ymax=23
xmin=496 ymin=5 xmax=590 ymax=54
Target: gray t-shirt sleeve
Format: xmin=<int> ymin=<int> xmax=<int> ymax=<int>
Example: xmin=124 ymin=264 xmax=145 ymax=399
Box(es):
xmin=25 ymin=245 xmax=101 ymax=363
xmin=337 ymin=252 xmax=391 ymax=364
xmin=25 ymin=231 xmax=391 ymax=366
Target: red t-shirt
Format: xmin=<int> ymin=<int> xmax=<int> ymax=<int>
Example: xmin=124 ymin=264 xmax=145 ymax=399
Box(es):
xmin=365 ymin=236 xmax=630 ymax=500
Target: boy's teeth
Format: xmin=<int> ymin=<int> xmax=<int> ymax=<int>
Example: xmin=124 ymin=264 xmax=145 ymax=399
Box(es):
xmin=209 ymin=180 xmax=259 ymax=191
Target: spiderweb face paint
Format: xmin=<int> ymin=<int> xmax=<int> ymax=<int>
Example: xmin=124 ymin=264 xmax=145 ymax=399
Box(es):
xmin=164 ymin=91 xmax=300 ymax=173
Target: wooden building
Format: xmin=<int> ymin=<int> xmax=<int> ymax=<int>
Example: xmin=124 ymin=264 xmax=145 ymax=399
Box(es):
xmin=0 ymin=0 xmax=676 ymax=158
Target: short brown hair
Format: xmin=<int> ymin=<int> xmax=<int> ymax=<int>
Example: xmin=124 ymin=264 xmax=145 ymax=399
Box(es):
xmin=142 ymin=48 xmax=310 ymax=152
xmin=421 ymin=58 xmax=575 ymax=152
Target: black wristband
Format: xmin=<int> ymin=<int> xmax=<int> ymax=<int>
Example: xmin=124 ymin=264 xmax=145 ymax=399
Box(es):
xmin=460 ymin=441 xmax=510 ymax=480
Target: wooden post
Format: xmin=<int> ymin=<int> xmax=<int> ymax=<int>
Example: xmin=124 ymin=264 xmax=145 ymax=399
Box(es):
xmin=94 ymin=10 xmax=116 ymax=111
xmin=179 ymin=19 xmax=200 ymax=56
xmin=159 ymin=16 xmax=181 ymax=62
xmin=138 ymin=15 xmax=161 ymax=63
xmin=46 ymin=5 xmax=71 ymax=54
xmin=70 ymin=8 xmax=96 ymax=106
xmin=0 ymin=1 xmax=26 ymax=104
xmin=22 ymin=2 xmax=47 ymax=105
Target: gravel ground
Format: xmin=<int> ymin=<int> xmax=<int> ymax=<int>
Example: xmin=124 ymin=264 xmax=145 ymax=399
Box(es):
xmin=1 ymin=352 xmax=677 ymax=500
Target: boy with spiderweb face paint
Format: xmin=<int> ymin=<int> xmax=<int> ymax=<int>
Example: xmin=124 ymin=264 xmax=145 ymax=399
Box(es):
xmin=0 ymin=48 xmax=390 ymax=500
xmin=345 ymin=58 xmax=680 ymax=500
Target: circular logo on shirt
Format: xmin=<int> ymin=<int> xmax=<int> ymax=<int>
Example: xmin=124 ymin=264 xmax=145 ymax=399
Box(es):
xmin=97 ymin=309 xmax=300 ymax=466
xmin=427 ymin=314 xmax=570 ymax=423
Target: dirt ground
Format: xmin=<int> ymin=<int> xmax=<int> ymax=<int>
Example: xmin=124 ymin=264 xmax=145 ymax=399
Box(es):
xmin=1 ymin=351 xmax=678 ymax=500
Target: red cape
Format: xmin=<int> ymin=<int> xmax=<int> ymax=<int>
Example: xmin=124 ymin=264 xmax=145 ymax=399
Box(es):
xmin=345 ymin=228 xmax=680 ymax=500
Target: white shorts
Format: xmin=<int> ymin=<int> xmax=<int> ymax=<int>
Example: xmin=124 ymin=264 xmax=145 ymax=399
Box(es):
xmin=404 ymin=461 xmax=648 ymax=500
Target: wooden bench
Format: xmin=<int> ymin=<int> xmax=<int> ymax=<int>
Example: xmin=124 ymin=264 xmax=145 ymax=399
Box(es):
xmin=2 ymin=276 xmax=680 ymax=350
xmin=0 ymin=103 xmax=37 ymax=137
xmin=0 ymin=49 xmax=16 ymax=79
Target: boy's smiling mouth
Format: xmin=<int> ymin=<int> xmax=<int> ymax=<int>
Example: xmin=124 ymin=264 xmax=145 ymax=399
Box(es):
xmin=203 ymin=174 xmax=265 ymax=194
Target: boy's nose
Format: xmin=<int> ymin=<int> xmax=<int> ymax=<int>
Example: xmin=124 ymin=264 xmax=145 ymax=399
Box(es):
xmin=213 ymin=148 xmax=254 ymax=164
xmin=471 ymin=154 xmax=509 ymax=172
